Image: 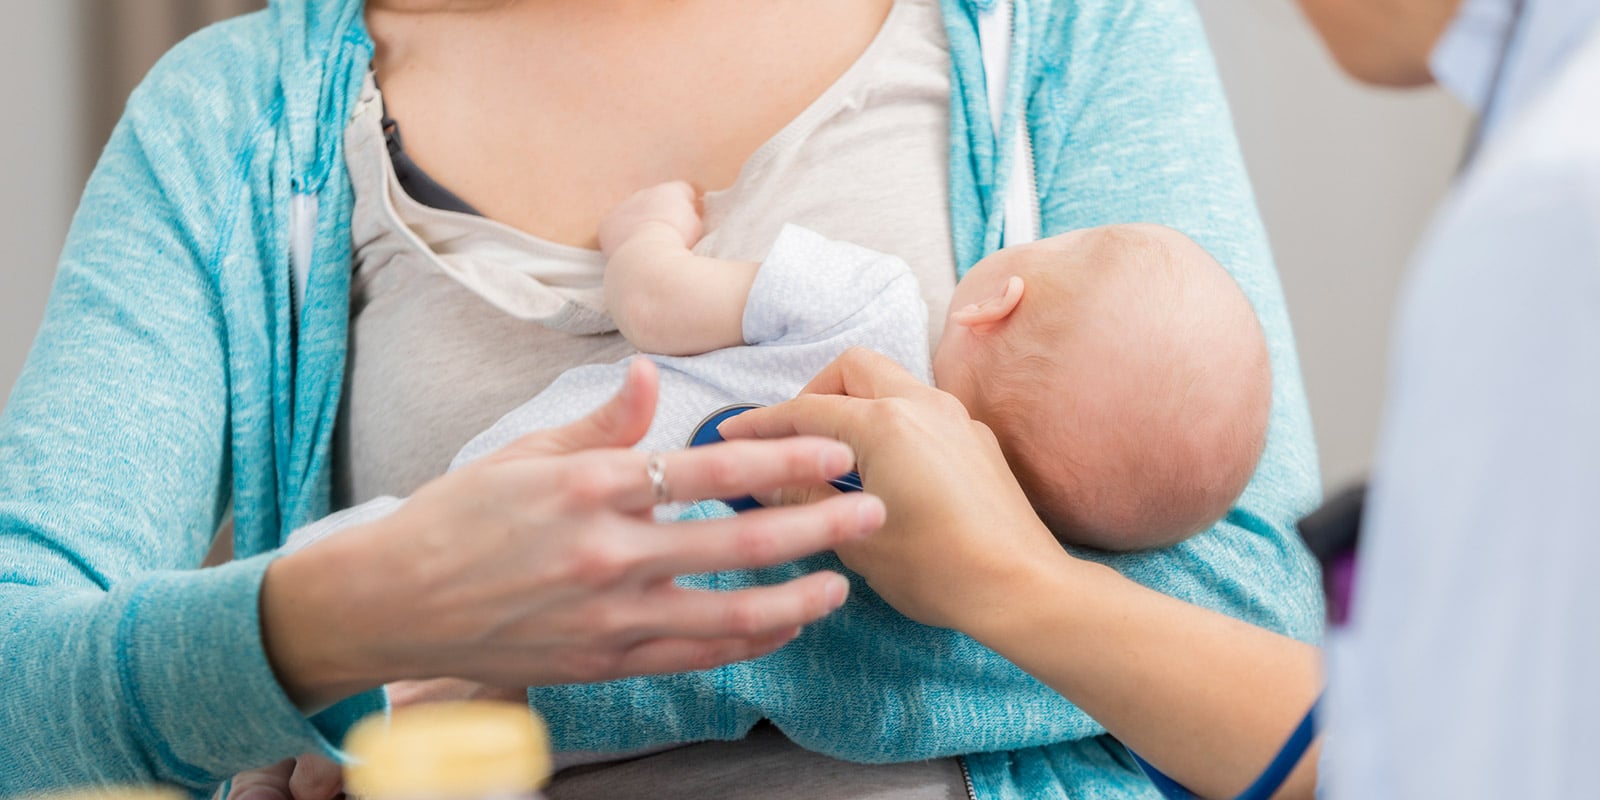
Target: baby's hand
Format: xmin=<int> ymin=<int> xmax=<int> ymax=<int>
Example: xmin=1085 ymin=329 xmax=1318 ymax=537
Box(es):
xmin=598 ymin=181 xmax=704 ymax=256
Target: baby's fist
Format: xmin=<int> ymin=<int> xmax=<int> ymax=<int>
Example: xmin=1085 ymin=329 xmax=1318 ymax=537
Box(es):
xmin=599 ymin=181 xmax=703 ymax=256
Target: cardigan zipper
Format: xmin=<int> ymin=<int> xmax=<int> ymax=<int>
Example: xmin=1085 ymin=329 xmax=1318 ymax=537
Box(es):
xmin=1007 ymin=0 xmax=1041 ymax=245
xmin=958 ymin=755 xmax=979 ymax=800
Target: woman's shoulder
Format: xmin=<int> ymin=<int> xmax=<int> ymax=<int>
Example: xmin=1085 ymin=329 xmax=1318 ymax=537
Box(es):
xmin=123 ymin=11 xmax=285 ymax=131
xmin=117 ymin=3 xmax=364 ymax=176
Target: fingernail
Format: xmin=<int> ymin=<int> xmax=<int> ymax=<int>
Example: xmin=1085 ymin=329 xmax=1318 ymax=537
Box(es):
xmin=818 ymin=443 xmax=852 ymax=476
xmin=855 ymin=495 xmax=886 ymax=532
xmin=827 ymin=574 xmax=850 ymax=606
xmin=621 ymin=359 xmax=639 ymax=399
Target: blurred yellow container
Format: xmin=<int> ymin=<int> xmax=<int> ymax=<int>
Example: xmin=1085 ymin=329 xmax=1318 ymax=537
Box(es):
xmin=344 ymin=701 xmax=552 ymax=800
xmin=30 ymin=788 xmax=186 ymax=800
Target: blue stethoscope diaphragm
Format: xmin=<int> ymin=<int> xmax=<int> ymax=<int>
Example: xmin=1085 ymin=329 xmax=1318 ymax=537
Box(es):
xmin=687 ymin=403 xmax=864 ymax=510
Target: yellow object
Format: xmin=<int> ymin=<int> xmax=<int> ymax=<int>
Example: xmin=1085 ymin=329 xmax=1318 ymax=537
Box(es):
xmin=344 ymin=701 xmax=553 ymax=799
xmin=33 ymin=788 xmax=185 ymax=800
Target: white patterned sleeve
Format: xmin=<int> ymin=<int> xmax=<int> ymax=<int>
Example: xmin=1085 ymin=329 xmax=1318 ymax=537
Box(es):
xmin=741 ymin=224 xmax=931 ymax=380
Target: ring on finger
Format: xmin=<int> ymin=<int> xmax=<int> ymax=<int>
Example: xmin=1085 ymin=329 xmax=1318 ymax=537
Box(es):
xmin=646 ymin=452 xmax=671 ymax=505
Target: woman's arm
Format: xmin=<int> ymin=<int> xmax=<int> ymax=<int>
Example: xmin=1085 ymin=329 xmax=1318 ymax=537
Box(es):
xmin=0 ymin=54 xmax=338 ymax=797
xmin=0 ymin=34 xmax=884 ymax=798
xmin=722 ymin=350 xmax=1321 ymax=799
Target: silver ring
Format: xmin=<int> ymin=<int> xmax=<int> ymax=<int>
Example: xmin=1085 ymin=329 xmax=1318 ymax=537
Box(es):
xmin=646 ymin=453 xmax=671 ymax=505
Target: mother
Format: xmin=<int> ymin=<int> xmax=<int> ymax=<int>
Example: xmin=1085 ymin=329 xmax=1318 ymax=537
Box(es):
xmin=0 ymin=0 xmax=1321 ymax=797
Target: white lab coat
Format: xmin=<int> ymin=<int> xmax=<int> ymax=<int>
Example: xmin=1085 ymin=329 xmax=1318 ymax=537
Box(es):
xmin=1323 ymin=1 xmax=1600 ymax=797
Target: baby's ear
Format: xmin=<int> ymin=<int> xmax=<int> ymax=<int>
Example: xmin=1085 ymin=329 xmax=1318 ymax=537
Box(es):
xmin=951 ymin=275 xmax=1025 ymax=333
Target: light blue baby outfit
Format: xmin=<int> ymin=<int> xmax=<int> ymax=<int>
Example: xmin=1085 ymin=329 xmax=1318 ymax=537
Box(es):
xmin=0 ymin=1 xmax=1324 ymax=797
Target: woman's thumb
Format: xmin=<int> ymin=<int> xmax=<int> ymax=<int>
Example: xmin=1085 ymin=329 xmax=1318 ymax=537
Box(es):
xmin=503 ymin=357 xmax=659 ymax=457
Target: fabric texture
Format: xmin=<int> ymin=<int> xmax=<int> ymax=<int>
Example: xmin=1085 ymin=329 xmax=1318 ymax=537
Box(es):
xmin=0 ymin=0 xmax=1322 ymax=796
xmin=1323 ymin=5 xmax=1600 ymax=798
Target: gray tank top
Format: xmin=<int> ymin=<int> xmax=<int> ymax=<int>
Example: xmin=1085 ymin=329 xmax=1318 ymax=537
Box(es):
xmin=336 ymin=0 xmax=967 ymax=795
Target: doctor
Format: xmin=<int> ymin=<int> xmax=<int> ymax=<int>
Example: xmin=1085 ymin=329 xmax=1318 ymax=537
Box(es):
xmin=728 ymin=0 xmax=1600 ymax=796
xmin=1311 ymin=0 xmax=1600 ymax=796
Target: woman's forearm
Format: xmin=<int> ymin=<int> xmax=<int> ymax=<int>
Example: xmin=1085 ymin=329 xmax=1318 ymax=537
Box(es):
xmin=964 ymin=554 xmax=1321 ymax=800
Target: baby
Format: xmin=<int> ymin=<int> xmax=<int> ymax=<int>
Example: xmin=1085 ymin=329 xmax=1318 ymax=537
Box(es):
xmin=600 ymin=183 xmax=1271 ymax=550
xmin=289 ymin=183 xmax=1269 ymax=553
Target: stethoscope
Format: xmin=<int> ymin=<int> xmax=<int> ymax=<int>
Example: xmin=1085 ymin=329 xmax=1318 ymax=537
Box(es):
xmin=687 ymin=404 xmax=864 ymax=511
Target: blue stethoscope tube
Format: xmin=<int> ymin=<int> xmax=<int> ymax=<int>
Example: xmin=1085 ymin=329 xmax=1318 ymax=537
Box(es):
xmin=1133 ymin=693 xmax=1324 ymax=800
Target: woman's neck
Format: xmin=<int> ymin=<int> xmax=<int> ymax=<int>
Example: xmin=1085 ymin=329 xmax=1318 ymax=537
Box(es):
xmin=363 ymin=0 xmax=893 ymax=248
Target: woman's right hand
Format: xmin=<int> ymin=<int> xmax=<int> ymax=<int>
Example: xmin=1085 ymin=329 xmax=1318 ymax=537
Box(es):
xmin=259 ymin=358 xmax=885 ymax=711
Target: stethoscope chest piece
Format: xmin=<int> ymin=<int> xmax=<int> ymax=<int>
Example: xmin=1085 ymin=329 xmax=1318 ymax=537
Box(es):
xmin=687 ymin=402 xmax=863 ymax=512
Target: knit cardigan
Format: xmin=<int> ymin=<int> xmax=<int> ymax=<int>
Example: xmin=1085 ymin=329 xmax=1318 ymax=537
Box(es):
xmin=0 ymin=1 xmax=1322 ymax=797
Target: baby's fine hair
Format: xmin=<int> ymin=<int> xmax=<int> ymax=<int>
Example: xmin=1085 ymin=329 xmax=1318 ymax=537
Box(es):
xmin=974 ymin=224 xmax=1272 ymax=551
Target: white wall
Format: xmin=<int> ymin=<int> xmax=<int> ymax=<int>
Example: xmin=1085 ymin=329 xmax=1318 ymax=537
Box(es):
xmin=1194 ymin=1 xmax=1472 ymax=489
xmin=0 ymin=3 xmax=80 ymax=411
xmin=0 ymin=4 xmax=1472 ymax=491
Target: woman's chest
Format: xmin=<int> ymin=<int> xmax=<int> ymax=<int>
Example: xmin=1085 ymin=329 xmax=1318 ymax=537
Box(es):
xmin=366 ymin=0 xmax=894 ymax=249
xmin=337 ymin=0 xmax=955 ymax=506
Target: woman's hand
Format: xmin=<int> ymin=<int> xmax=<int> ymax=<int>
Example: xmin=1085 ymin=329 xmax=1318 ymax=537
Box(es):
xmin=717 ymin=347 xmax=1075 ymax=634
xmin=259 ymin=357 xmax=885 ymax=710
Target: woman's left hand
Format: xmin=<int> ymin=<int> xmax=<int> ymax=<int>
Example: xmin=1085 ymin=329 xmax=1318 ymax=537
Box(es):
xmin=718 ymin=347 xmax=1075 ymax=634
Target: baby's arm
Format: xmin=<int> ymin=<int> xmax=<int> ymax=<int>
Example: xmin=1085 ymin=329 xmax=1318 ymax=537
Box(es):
xmin=598 ymin=182 xmax=758 ymax=356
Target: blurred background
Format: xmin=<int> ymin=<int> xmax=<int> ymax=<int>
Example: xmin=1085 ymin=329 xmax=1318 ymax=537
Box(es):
xmin=0 ymin=1 xmax=1468 ymax=491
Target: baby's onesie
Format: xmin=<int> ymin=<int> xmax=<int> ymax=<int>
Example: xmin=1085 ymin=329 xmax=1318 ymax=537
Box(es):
xmin=286 ymin=225 xmax=929 ymax=550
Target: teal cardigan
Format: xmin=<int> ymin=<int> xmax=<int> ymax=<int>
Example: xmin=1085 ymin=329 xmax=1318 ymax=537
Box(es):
xmin=0 ymin=1 xmax=1323 ymax=797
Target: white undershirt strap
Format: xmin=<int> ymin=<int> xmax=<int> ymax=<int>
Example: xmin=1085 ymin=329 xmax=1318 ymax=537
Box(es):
xmin=975 ymin=0 xmax=1039 ymax=248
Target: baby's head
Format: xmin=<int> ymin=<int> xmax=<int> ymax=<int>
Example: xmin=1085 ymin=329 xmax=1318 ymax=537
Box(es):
xmin=932 ymin=224 xmax=1271 ymax=551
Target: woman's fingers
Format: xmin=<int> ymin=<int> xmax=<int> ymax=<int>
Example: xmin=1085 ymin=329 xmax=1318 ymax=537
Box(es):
xmin=525 ymin=436 xmax=858 ymax=513
xmin=226 ymin=760 xmax=295 ymax=800
xmin=798 ymin=347 xmax=936 ymax=399
xmin=285 ymin=754 xmax=342 ymax=800
xmin=637 ymin=493 xmax=882 ymax=578
xmin=500 ymin=358 xmax=659 ymax=459
xmin=631 ymin=571 xmax=850 ymax=640
xmin=614 ymin=627 xmax=805 ymax=678
xmin=716 ymin=393 xmax=869 ymax=445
